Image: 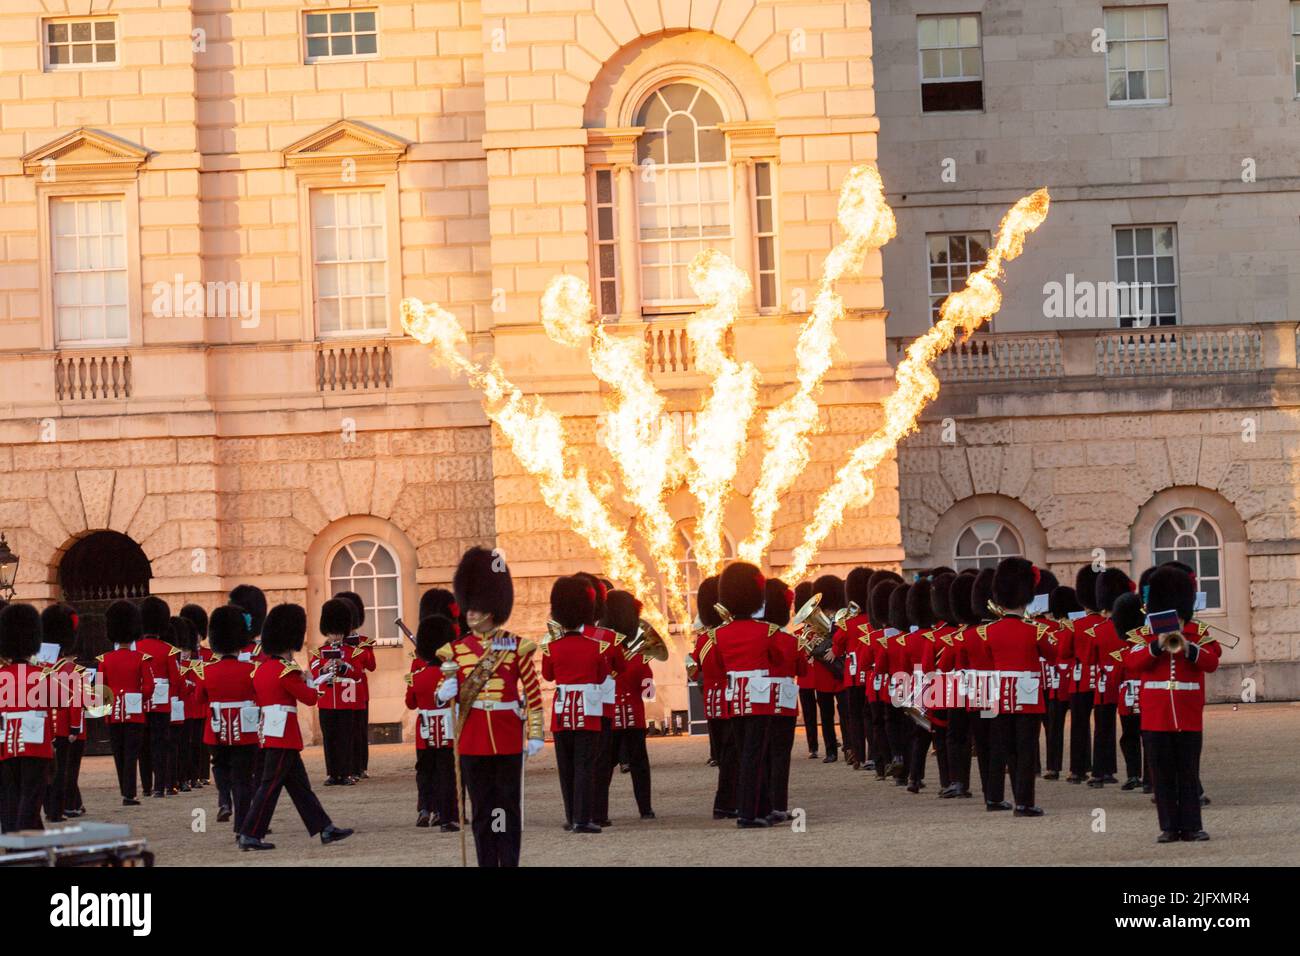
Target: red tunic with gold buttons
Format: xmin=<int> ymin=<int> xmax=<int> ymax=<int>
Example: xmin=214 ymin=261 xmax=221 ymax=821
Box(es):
xmin=48 ymin=658 xmax=83 ymax=739
xmin=703 ymin=618 xmax=787 ymax=718
xmin=344 ymin=635 xmax=377 ymax=708
xmin=251 ymin=657 xmax=319 ymax=751
xmin=405 ymin=664 xmax=453 ymax=750
xmin=198 ymin=656 xmax=259 ymax=747
xmin=1090 ymin=618 xmax=1128 ymax=707
xmin=97 ymin=647 xmax=155 ymax=725
xmin=835 ymin=613 xmax=872 ymax=692
xmin=1068 ymin=613 xmax=1105 ymax=695
xmin=1128 ymin=622 xmax=1220 ymax=733
xmin=859 ymin=626 xmax=881 ymax=703
xmin=693 ymin=627 xmax=727 ymax=720
xmin=769 ymin=629 xmax=804 ymax=718
xmin=135 ymin=635 xmax=183 ymax=716
xmin=613 ymin=655 xmax=655 ymax=730
xmin=931 ymin=624 xmax=962 ymax=709
xmin=875 ymin=628 xmax=910 ymax=708
xmin=984 ymin=617 xmax=1057 ymax=715
xmin=0 ymin=662 xmax=54 ymax=760
xmin=584 ymin=624 xmax=624 ymax=724
xmin=309 ymin=641 xmax=369 ymax=711
xmin=541 ymin=630 xmax=610 ymax=733
xmin=436 ymin=630 xmax=544 ymax=756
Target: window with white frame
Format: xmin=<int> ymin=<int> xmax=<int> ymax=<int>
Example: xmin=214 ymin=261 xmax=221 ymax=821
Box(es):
xmin=304 ymin=8 xmax=377 ymax=61
xmin=591 ymin=168 xmax=619 ymax=318
xmin=635 ymin=83 xmax=731 ymax=307
xmin=1114 ymin=225 xmax=1177 ymax=327
xmin=311 ymin=188 xmax=388 ymax=336
xmin=927 ymin=232 xmax=989 ymax=325
xmin=672 ymin=522 xmax=735 ymax=631
xmin=1103 ymin=5 xmax=1169 ymax=105
xmin=1292 ymin=2 xmax=1300 ymax=96
xmin=1152 ymin=512 xmax=1222 ymax=611
xmin=954 ymin=519 xmax=1022 ymax=571
xmin=45 ymin=18 xmax=118 ymax=69
xmin=51 ymin=197 xmax=129 ymax=346
xmin=917 ymin=14 xmax=984 ymax=112
xmin=754 ymin=162 xmax=778 ymax=310
xmin=329 ymin=539 xmax=402 ymax=644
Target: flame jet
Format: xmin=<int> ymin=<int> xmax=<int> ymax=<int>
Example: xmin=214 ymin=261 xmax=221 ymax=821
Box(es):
xmin=786 ymin=187 xmax=1052 ymax=581
xmin=738 ymin=165 xmax=897 ymax=566
xmin=400 ymin=296 xmax=671 ymax=636
xmin=683 ymin=250 xmax=759 ymax=578
xmin=540 ymin=275 xmax=691 ymax=627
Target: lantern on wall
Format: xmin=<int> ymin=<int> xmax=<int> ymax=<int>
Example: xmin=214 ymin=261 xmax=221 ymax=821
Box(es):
xmin=0 ymin=533 xmax=19 ymax=601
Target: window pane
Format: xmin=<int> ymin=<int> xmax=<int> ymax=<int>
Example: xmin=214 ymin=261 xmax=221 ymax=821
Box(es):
xmin=71 ymin=22 xmax=91 ymax=41
xmin=306 ymin=13 xmax=327 ymax=33
xmin=331 ymin=34 xmax=353 ymax=56
xmin=918 ymin=18 xmax=939 ymax=49
xmin=355 ymin=33 xmax=377 ymax=55
xmin=660 ymin=82 xmax=696 ymax=112
xmin=921 ymin=49 xmax=941 ymax=79
xmin=330 ymin=12 xmax=352 ymax=31
xmin=958 ymin=16 xmax=979 ymax=46
xmin=354 ymin=11 xmax=376 ymax=31
xmin=72 ymin=44 xmax=92 ymax=64
xmin=95 ymin=20 xmax=115 ymax=39
xmin=49 ymin=22 xmax=68 ymax=42
xmin=307 ymin=36 xmax=329 ymax=58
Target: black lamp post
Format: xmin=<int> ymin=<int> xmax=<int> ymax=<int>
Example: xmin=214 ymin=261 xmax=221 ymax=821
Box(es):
xmin=0 ymin=533 xmax=19 ymax=601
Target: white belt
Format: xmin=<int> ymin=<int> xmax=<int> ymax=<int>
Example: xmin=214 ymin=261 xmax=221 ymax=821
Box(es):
xmin=472 ymin=700 xmax=522 ymax=715
xmin=1143 ymin=680 xmax=1200 ymax=691
xmin=729 ymin=669 xmax=769 ymax=682
xmin=555 ymin=683 xmax=601 ymax=696
xmin=999 ymin=670 xmax=1038 ymax=679
xmin=417 ymin=706 xmax=452 ymax=720
xmin=211 ymin=700 xmax=256 ymax=711
xmin=3 ymin=710 xmax=44 ymax=721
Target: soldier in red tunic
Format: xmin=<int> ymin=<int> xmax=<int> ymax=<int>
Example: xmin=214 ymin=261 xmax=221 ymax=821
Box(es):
xmin=1043 ymin=585 xmax=1081 ymax=779
xmin=179 ymin=603 xmax=212 ymax=789
xmin=879 ymin=584 xmax=913 ymax=785
xmin=40 ymin=603 xmax=81 ymax=822
xmin=310 ymin=599 xmax=366 ymax=785
xmin=944 ymin=571 xmax=981 ymax=798
xmin=197 ymin=605 xmax=260 ymax=828
xmin=334 ymin=590 xmax=377 ymax=782
xmin=1067 ymin=565 xmax=1104 ymax=783
xmin=576 ymin=572 xmax=625 ymax=829
xmin=436 ymin=546 xmax=544 ymax=867
xmin=601 ymin=589 xmax=657 ymax=821
xmin=1088 ymin=567 xmax=1136 ymax=788
xmin=1110 ymin=589 xmax=1150 ymax=791
xmin=135 ymin=596 xmax=184 ymax=798
xmin=98 ymin=600 xmax=155 ymax=806
xmin=809 ymin=574 xmax=847 ymax=764
xmin=866 ymin=575 xmax=902 ymax=780
xmin=792 ymin=580 xmax=823 ymax=760
xmin=903 ymin=577 xmax=940 ymax=793
xmin=838 ymin=567 xmax=872 ymax=772
xmin=0 ymin=603 xmax=53 ymax=832
xmin=406 ymin=614 xmax=459 ymax=830
xmin=929 ymin=570 xmax=962 ymax=797
xmin=1128 ymin=566 xmax=1219 ymax=842
xmin=167 ymin=615 xmax=198 ymax=793
xmin=690 ymin=575 xmax=735 ymax=816
xmin=760 ymin=578 xmax=802 ymax=822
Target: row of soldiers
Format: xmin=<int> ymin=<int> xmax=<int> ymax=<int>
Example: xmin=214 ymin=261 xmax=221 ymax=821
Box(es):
xmin=692 ymin=556 xmax=1219 ymax=841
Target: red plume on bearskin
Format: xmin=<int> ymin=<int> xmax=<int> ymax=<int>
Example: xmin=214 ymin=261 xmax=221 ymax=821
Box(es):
xmin=993 ymin=557 xmax=1037 ymax=611
xmin=41 ymin=603 xmax=78 ymax=653
xmin=719 ymin=562 xmax=766 ymax=619
xmin=1095 ymin=567 xmax=1134 ymax=614
xmin=1146 ymin=565 xmax=1196 ymax=623
xmin=419 ymin=587 xmax=459 ymax=625
xmin=453 ymin=546 xmax=513 ymax=625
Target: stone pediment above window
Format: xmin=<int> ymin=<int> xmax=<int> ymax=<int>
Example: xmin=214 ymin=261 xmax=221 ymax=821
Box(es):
xmin=281 ymin=119 xmax=408 ymax=172
xmin=21 ymin=128 xmax=149 ymax=182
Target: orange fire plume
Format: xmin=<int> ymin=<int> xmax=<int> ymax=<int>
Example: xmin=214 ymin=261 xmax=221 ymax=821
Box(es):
xmin=400 ymin=296 xmax=671 ymax=636
xmin=786 ymin=187 xmax=1052 ymax=581
xmin=683 ymin=250 xmax=760 ymax=578
xmin=540 ymin=275 xmax=691 ymax=627
xmin=738 ymin=164 xmax=897 ymax=565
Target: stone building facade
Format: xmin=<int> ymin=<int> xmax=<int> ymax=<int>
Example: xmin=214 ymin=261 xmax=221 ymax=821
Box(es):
xmin=872 ymin=0 xmax=1300 ymax=698
xmin=0 ymin=0 xmax=901 ymax=739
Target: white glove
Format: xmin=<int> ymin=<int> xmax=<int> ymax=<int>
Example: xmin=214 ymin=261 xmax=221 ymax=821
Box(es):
xmin=526 ymin=737 xmax=544 ymax=758
xmin=436 ymin=676 xmax=459 ymax=704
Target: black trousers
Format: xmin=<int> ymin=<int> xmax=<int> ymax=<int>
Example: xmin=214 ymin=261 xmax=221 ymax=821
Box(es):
xmin=946 ymin=707 xmax=971 ymax=791
xmin=990 ymin=713 xmax=1041 ymax=807
xmin=730 ymin=714 xmax=771 ymax=822
xmin=610 ymin=728 xmax=653 ymax=815
xmin=907 ymin=722 xmax=933 ymax=785
xmin=707 ymin=716 xmax=720 ymax=762
xmin=461 ymin=753 xmax=523 ymax=867
xmin=353 ymin=707 xmax=369 ymax=775
xmin=1145 ymin=730 xmax=1203 ymax=833
xmin=932 ymin=715 xmax=951 ymax=788
xmin=553 ymin=729 xmax=599 ymax=826
xmin=711 ymin=718 xmax=737 ymax=814
xmin=1069 ymin=692 xmax=1094 ymax=776
xmin=183 ymin=718 xmax=204 ymax=784
xmin=240 ymin=747 xmax=333 ymax=839
xmin=590 ymin=720 xmax=615 ymax=823
xmin=798 ymin=689 xmax=819 ymax=753
xmin=140 ymin=711 xmax=172 ymax=794
xmin=67 ymin=735 xmax=85 ymax=811
xmin=109 ymin=723 xmax=143 ymax=799
xmin=834 ymin=691 xmax=853 ymax=759
xmin=209 ymin=743 xmax=256 ymax=831
xmin=859 ymin=689 xmax=877 ymax=763
xmin=1 ymin=757 xmax=50 ymax=832
xmin=1091 ymin=703 xmax=1118 ymax=779
xmin=845 ymin=686 xmax=867 ymax=764
xmin=1119 ymin=714 xmax=1144 ymax=781
xmin=869 ymin=700 xmax=894 ymax=768
xmin=817 ymin=691 xmax=840 ymax=755
xmin=768 ymin=715 xmax=796 ymax=812
xmin=885 ymin=706 xmax=910 ymax=773
xmin=1044 ymin=698 xmax=1068 ymax=773
xmin=415 ymin=747 xmax=458 ymax=821
xmin=971 ymin=713 xmax=992 ymax=799
xmin=319 ymin=709 xmax=355 ymax=781
xmin=45 ymin=736 xmax=73 ymax=819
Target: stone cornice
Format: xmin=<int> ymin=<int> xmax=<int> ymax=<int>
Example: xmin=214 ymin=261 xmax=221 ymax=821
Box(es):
xmin=22 ymin=127 xmax=150 ymax=182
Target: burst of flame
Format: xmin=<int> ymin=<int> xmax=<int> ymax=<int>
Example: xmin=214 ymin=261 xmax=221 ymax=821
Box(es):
xmin=683 ymin=250 xmax=759 ymax=577
xmin=738 ymin=165 xmax=896 ymax=565
xmin=785 ymin=187 xmax=1052 ymax=581
xmin=540 ymin=275 xmax=691 ymax=628
xmin=399 ymin=297 xmax=672 ymax=636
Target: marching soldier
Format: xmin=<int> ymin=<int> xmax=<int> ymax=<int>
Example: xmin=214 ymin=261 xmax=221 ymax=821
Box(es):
xmin=1088 ymin=567 xmax=1135 ymax=788
xmin=309 ymin=599 xmax=366 ymax=786
xmin=838 ymin=567 xmax=873 ymax=771
xmin=98 ymin=601 xmax=154 ymax=806
xmin=1127 ymin=566 xmax=1219 ymax=842
xmin=136 ymin=596 xmax=184 ymax=799
xmin=866 ymin=575 xmax=902 ymax=780
xmin=1110 ymin=590 xmax=1149 ymax=791
xmin=601 ymin=590 xmax=657 ymax=821
xmin=880 ymin=584 xmax=913 ymax=786
xmin=0 ymin=603 xmax=53 ymax=832
xmin=808 ymin=575 xmax=847 ymax=764
xmin=577 ymin=572 xmax=625 ymax=829
xmin=41 ymin=603 xmax=81 ymax=822
xmin=406 ymin=614 xmax=460 ymax=830
xmin=761 ymin=578 xmax=801 ymax=822
xmin=903 ymin=577 xmax=939 ymax=793
xmin=929 ymin=571 xmax=963 ymax=797
xmin=792 ymin=580 xmax=824 ymax=760
xmin=963 ymin=568 xmax=1001 ymax=807
xmin=942 ymin=571 xmax=979 ymax=798
xmin=690 ymin=575 xmax=735 ymax=816
xmin=166 ymin=616 xmax=198 ymax=793
xmin=1067 ymin=566 xmax=1104 ymax=783
xmin=437 ymin=546 xmax=544 ymax=867
xmin=1043 ymin=585 xmax=1082 ymax=779
xmin=334 ymin=590 xmax=377 ymax=781
xmin=196 ymin=605 xmax=260 ymax=830
xmin=179 ymin=603 xmax=212 ymax=789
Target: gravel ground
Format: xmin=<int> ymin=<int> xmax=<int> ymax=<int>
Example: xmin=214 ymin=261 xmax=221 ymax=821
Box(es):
xmin=62 ymin=701 xmax=1300 ymax=867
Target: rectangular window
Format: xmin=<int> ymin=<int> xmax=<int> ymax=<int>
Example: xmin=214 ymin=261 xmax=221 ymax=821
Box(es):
xmin=1114 ymin=225 xmax=1178 ymax=327
xmin=1292 ymin=3 xmax=1300 ymax=96
xmin=638 ymin=165 xmax=732 ymax=307
xmin=304 ymin=8 xmax=378 ymax=61
xmin=592 ymin=169 xmax=619 ymax=318
xmin=51 ymin=197 xmax=129 ymax=346
xmin=754 ymin=162 xmax=778 ymax=310
xmin=312 ymin=189 xmax=388 ymax=336
xmin=1104 ymin=5 xmax=1169 ymax=105
xmin=927 ymin=232 xmax=989 ymax=325
xmin=45 ymin=18 xmax=117 ymax=69
xmin=917 ymin=14 xmax=983 ymax=112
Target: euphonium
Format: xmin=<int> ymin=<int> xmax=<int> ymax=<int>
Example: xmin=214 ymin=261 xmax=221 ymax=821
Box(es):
xmin=624 ymin=619 xmax=670 ymax=662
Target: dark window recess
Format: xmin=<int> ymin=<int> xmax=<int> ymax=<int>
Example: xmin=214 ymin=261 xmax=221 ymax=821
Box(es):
xmin=922 ymin=80 xmax=983 ymax=112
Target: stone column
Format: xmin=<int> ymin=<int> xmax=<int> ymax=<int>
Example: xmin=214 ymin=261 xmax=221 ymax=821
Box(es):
xmin=730 ymin=158 xmax=756 ymax=314
xmin=615 ymin=163 xmax=641 ymax=324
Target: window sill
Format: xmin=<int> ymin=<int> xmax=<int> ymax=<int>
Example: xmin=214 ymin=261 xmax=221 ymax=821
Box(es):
xmin=44 ymin=61 xmax=120 ymax=73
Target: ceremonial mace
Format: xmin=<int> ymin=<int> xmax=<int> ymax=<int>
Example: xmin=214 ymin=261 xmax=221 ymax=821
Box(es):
xmin=441 ymin=658 xmax=469 ymax=867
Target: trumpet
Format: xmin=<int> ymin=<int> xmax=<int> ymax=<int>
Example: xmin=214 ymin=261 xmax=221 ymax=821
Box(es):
xmin=1160 ymin=629 xmax=1185 ymax=654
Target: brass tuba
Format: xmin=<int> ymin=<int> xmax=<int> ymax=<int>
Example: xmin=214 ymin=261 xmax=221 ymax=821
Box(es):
xmin=623 ymin=619 xmax=670 ymax=662
xmin=790 ymin=593 xmax=839 ymax=660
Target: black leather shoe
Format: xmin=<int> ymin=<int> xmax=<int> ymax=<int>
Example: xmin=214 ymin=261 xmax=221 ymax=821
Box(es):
xmin=737 ymin=817 xmax=772 ymax=829
xmin=806 ymin=751 xmax=819 ymax=760
xmin=1157 ymin=830 xmax=1180 ymax=844
xmin=1103 ymin=774 xmax=1119 ymax=784
xmin=216 ymin=806 xmax=231 ymax=822
xmin=1121 ymin=777 xmax=1141 ymax=791
xmin=324 ymin=777 xmax=339 ymax=786
xmin=1142 ymin=783 xmax=1153 ymax=794
xmin=320 ymin=825 xmax=354 ymax=845
xmin=1182 ymin=830 xmax=1210 ymax=842
xmin=1200 ymin=794 xmax=1211 ymax=806
xmin=1087 ymin=778 xmax=1104 ymax=789
xmin=938 ymin=784 xmax=959 ymax=798
xmin=440 ymin=822 xmax=460 ymax=832
xmin=985 ymin=800 xmax=1012 ymax=812
xmin=238 ymin=835 xmax=275 ymax=851
xmin=823 ymin=752 xmax=838 ymax=764
xmin=572 ymin=822 xmax=602 ymax=834
xmin=122 ymin=798 xmax=140 ymax=806
xmin=640 ymin=811 xmax=656 ymax=820
xmin=767 ymin=811 xmax=788 ymax=824
xmin=1065 ymin=774 xmax=1084 ymax=784
xmin=711 ymin=810 xmax=731 ymax=820
xmin=416 ymin=812 xmax=431 ymax=828
xmin=1042 ymin=770 xmax=1059 ymax=781
xmin=956 ymin=789 xmax=973 ymax=798
xmin=1014 ymin=805 xmax=1045 ymax=817
xmin=596 ymin=819 xmax=613 ymax=827
xmin=706 ymin=758 xmax=719 ymax=767
xmin=863 ymin=760 xmax=876 ymax=771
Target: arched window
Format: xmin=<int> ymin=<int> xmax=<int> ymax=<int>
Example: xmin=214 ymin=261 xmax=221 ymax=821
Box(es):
xmin=953 ymin=519 xmax=1022 ymax=571
xmin=635 ymin=83 xmax=731 ymax=306
xmin=670 ymin=521 xmax=735 ymax=631
xmin=1152 ymin=511 xmax=1222 ymax=611
xmin=329 ymin=538 xmax=402 ymax=645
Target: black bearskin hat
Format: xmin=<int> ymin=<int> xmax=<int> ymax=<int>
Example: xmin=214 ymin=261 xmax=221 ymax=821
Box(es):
xmin=261 ymin=603 xmax=308 ymax=656
xmin=971 ymin=568 xmax=996 ymax=622
xmin=453 ymin=546 xmax=513 ymax=625
xmin=1035 ymin=568 xmax=1059 ymax=595
xmin=1111 ymin=591 xmax=1145 ymax=641
xmin=419 ymin=587 xmax=459 ymax=625
xmin=869 ymin=580 xmax=898 ymax=629
xmin=550 ymin=575 xmax=597 ymax=631
xmin=1074 ymin=565 xmax=1100 ymax=612
xmin=168 ymin=616 xmax=197 ymax=652
xmin=1095 ymin=567 xmax=1135 ymax=614
xmin=949 ymin=573 xmax=979 ymax=626
xmin=0 ymin=603 xmax=42 ymax=661
xmin=229 ymin=584 xmax=268 ymax=637
xmin=601 ymin=590 xmax=642 ymax=643
xmin=319 ymin=598 xmax=355 ymax=638
xmin=698 ymin=575 xmax=722 ymax=628
xmin=887 ymin=584 xmax=911 ymax=632
xmin=179 ymin=603 xmax=208 ymax=640
xmin=906 ymin=577 xmax=935 ymax=630
xmin=844 ymin=567 xmax=872 ymax=611
xmin=139 ymin=595 xmax=170 ymax=636
xmin=1145 ymin=566 xmax=1196 ymax=623
xmin=415 ymin=615 xmax=456 ymax=664
xmin=208 ymin=605 xmax=248 ymax=656
xmin=993 ymin=557 xmax=1037 ymax=611
xmin=333 ymin=591 xmax=366 ymax=631
xmin=574 ymin=572 xmax=608 ymax=621
xmin=106 ymin=600 xmax=142 ymax=646
xmin=1049 ymin=585 xmax=1082 ymax=619
xmin=811 ymin=574 xmax=846 ymax=614
xmin=41 ymin=603 xmax=79 ymax=653
xmin=719 ymin=561 xmax=766 ymax=619
xmin=927 ymin=565 xmax=956 ymax=577
xmin=930 ymin=571 xmax=956 ymax=624
xmin=762 ymin=578 xmax=793 ymax=628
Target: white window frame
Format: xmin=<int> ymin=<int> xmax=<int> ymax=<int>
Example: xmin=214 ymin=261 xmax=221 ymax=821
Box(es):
xmin=1292 ymin=2 xmax=1300 ymax=98
xmin=916 ymin=14 xmax=984 ymax=111
xmin=1151 ymin=511 xmax=1223 ymax=613
xmin=43 ymin=16 xmax=119 ymax=71
xmin=1103 ymin=5 xmax=1171 ymax=107
xmin=671 ymin=520 xmax=736 ymax=635
xmin=953 ymin=518 xmax=1023 ymax=572
xmin=588 ymin=167 xmax=620 ymax=320
xmin=927 ymin=231 xmax=990 ymax=327
xmin=1112 ymin=224 xmax=1178 ymax=328
xmin=303 ymin=7 xmax=380 ymax=64
xmin=49 ymin=196 xmax=131 ymax=348
xmin=753 ymin=160 xmax=779 ymax=312
xmin=328 ymin=537 xmax=404 ymax=647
